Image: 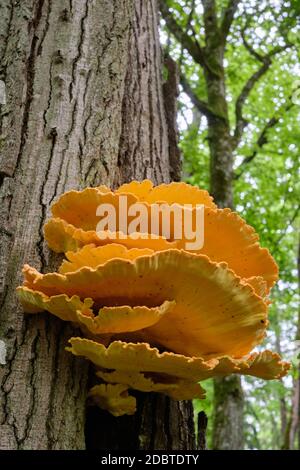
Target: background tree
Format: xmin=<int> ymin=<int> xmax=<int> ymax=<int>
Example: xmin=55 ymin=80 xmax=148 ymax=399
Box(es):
xmin=0 ymin=0 xmax=195 ymax=450
xmin=293 ymin=236 xmax=300 ymax=449
xmin=160 ymin=0 xmax=300 ymax=449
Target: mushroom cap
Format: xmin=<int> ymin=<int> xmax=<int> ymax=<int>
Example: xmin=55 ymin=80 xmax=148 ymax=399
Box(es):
xmin=17 ymin=286 xmax=175 ymax=334
xmin=44 ymin=217 xmax=178 ymax=253
xmin=51 ymin=188 xmax=137 ymax=230
xmin=187 ymin=208 xmax=278 ymax=292
xmin=67 ymin=337 xmax=290 ymax=381
xmin=81 ymin=339 xmax=288 ymax=415
xmin=44 ymin=182 xmax=278 ymax=290
xmin=48 ymin=187 xmax=178 ymax=252
xmin=115 ymin=180 xmax=278 ymax=290
xmin=95 ymin=369 xmax=206 ymax=400
xmin=116 ymin=179 xmax=217 ymax=208
xmin=88 ymin=383 xmax=136 ymax=417
xmin=17 ymin=285 xmax=94 ymax=320
xmin=21 ymin=248 xmax=268 ymax=358
xmin=241 ymin=350 xmax=291 ymax=380
xmin=58 ymin=243 xmax=268 ymax=299
xmin=76 ymin=301 xmax=176 ymax=334
xmin=59 ymin=244 xmax=154 ymax=274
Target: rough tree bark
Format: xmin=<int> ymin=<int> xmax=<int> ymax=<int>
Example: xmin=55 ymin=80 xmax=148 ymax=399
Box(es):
xmin=0 ymin=0 xmax=194 ymax=450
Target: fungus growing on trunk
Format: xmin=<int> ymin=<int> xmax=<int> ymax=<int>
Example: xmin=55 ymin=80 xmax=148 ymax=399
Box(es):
xmin=17 ymin=180 xmax=289 ymax=416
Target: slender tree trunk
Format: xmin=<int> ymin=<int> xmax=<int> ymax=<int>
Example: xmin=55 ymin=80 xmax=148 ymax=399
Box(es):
xmin=160 ymin=0 xmax=244 ymax=448
xmin=201 ymin=11 xmax=244 ymax=451
xmin=0 ymin=0 xmax=193 ymax=450
xmin=274 ymin=330 xmax=290 ymax=449
xmin=209 ymin=126 xmax=244 ymax=450
xmin=289 ymin=378 xmax=300 ymax=449
xmin=288 ymin=235 xmax=300 ymax=449
xmin=204 ymin=71 xmax=234 ymax=209
xmin=212 ymin=376 xmax=244 ymax=450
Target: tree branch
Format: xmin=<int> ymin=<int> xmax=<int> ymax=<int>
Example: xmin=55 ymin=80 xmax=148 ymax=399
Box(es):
xmin=274 ymin=205 xmax=300 ymax=247
xmin=186 ymin=0 xmax=196 ymax=30
xmin=180 ymin=73 xmax=216 ymax=120
xmin=233 ymin=27 xmax=293 ymax=148
xmin=233 ymin=59 xmax=271 ymax=146
xmin=201 ymin=0 xmax=218 ymax=31
xmin=159 ymin=1 xmax=206 ymax=69
xmin=234 ymin=99 xmax=295 ymax=179
xmin=241 ymin=24 xmax=265 ymax=62
xmin=220 ymin=0 xmax=241 ymax=42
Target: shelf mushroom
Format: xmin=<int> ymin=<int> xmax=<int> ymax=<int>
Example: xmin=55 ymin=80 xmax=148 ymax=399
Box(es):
xmin=17 ymin=180 xmax=289 ymax=416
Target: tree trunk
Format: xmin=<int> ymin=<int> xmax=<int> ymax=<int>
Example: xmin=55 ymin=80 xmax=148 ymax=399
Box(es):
xmin=288 ymin=235 xmax=300 ymax=449
xmin=201 ymin=10 xmax=244 ymax=451
xmin=209 ymin=125 xmax=245 ymax=450
xmin=275 ymin=329 xmax=290 ymax=449
xmin=289 ymin=377 xmax=300 ymax=449
xmin=0 ymin=0 xmax=194 ymax=450
xmin=212 ymin=376 xmax=244 ymax=450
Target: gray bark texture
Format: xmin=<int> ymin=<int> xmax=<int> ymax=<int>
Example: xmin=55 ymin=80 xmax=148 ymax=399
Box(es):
xmin=0 ymin=0 xmax=194 ymax=450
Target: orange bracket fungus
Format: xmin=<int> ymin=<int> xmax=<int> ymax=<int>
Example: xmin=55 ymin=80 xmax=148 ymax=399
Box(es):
xmin=17 ymin=180 xmax=290 ymax=416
